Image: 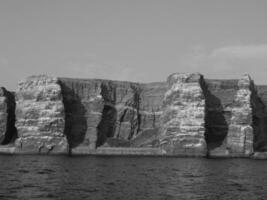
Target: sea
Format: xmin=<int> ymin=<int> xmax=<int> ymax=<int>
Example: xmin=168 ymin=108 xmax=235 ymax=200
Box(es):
xmin=0 ymin=155 xmax=267 ymax=200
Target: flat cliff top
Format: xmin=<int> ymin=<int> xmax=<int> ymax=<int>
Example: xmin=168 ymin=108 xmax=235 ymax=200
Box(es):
xmin=205 ymin=79 xmax=239 ymax=89
xmin=58 ymin=77 xmax=166 ymax=87
xmin=58 ymin=77 xmax=168 ymax=111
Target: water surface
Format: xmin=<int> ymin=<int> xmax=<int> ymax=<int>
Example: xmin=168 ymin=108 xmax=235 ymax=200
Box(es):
xmin=0 ymin=155 xmax=267 ymax=200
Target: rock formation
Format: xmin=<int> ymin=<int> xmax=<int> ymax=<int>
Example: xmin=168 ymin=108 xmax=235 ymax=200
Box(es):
xmin=226 ymin=75 xmax=254 ymax=156
xmin=58 ymin=78 xmax=104 ymax=150
xmin=253 ymin=85 xmax=267 ymax=152
xmin=0 ymin=88 xmax=8 ymax=144
xmin=159 ymin=73 xmax=207 ymax=156
xmin=0 ymin=87 xmax=16 ymax=144
xmin=204 ymin=75 xmax=256 ymax=157
xmin=0 ymin=72 xmax=267 ymax=158
xmin=15 ymin=75 xmax=67 ymax=154
xmin=203 ymin=78 xmax=239 ymax=156
xmin=58 ymin=78 xmax=166 ymax=152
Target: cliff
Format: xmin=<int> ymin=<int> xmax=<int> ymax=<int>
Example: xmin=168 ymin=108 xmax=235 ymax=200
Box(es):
xmin=58 ymin=78 xmax=167 ymax=152
xmin=159 ymin=73 xmax=207 ymax=156
xmin=1 ymin=73 xmax=267 ymax=158
xmin=0 ymin=87 xmax=16 ymax=145
xmin=204 ymin=75 xmax=254 ymax=157
xmin=15 ymin=75 xmax=67 ymax=154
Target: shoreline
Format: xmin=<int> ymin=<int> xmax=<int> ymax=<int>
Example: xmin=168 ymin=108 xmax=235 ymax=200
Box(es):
xmin=1 ymin=145 xmax=267 ymax=159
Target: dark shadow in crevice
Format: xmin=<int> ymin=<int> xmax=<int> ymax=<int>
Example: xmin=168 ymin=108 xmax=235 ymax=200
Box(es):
xmin=1 ymin=89 xmax=17 ymax=145
xmin=253 ymin=115 xmax=267 ymax=151
xmin=96 ymin=105 xmax=117 ymax=147
xmin=251 ymin=85 xmax=267 ymax=152
xmin=200 ymin=80 xmax=229 ymax=155
xmin=58 ymin=80 xmax=87 ymax=149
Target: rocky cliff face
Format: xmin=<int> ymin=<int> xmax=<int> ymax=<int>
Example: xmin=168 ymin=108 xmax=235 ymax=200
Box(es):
xmin=0 ymin=87 xmax=16 ymax=144
xmin=59 ymin=78 xmax=167 ymax=150
xmin=58 ymin=78 xmax=103 ymax=150
xmin=1 ymin=73 xmax=267 ymax=157
xmin=254 ymin=85 xmax=267 ymax=151
xmin=226 ymin=75 xmax=254 ymax=156
xmin=15 ymin=75 xmax=67 ymax=154
xmin=204 ymin=79 xmax=239 ymax=156
xmin=159 ymin=73 xmax=207 ymax=156
xmin=204 ymin=75 xmax=255 ymax=157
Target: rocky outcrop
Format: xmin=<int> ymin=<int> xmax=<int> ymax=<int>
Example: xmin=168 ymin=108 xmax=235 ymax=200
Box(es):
xmin=15 ymin=75 xmax=67 ymax=154
xmin=159 ymin=73 xmax=207 ymax=156
xmin=226 ymin=75 xmax=254 ymax=156
xmin=0 ymin=87 xmax=16 ymax=144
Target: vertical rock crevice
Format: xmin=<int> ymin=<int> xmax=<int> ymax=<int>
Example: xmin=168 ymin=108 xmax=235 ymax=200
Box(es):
xmin=201 ymin=79 xmax=238 ymax=156
xmin=96 ymin=81 xmax=118 ymax=147
xmin=96 ymin=104 xmax=117 ymax=147
xmin=201 ymin=83 xmax=228 ymax=154
xmin=58 ymin=78 xmax=104 ymax=150
xmin=0 ymin=88 xmax=17 ymax=145
xmin=58 ymin=78 xmax=167 ymax=150
xmin=203 ymin=75 xmax=255 ymax=157
xmin=58 ymin=80 xmax=88 ymax=148
xmin=96 ymin=82 xmax=142 ymax=147
xmin=250 ymin=83 xmax=267 ymax=152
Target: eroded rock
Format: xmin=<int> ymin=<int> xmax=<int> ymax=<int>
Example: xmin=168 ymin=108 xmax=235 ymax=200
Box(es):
xmin=1 ymin=73 xmax=266 ymax=157
xmin=58 ymin=78 xmax=167 ymax=150
xmin=205 ymin=75 xmax=255 ymax=157
xmin=15 ymin=75 xmax=67 ymax=154
xmin=226 ymin=75 xmax=254 ymax=156
xmin=59 ymin=78 xmax=104 ymax=150
xmin=159 ymin=73 xmax=207 ymax=156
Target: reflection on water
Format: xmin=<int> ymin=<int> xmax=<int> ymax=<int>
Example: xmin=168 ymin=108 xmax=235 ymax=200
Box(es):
xmin=0 ymin=155 xmax=267 ymax=200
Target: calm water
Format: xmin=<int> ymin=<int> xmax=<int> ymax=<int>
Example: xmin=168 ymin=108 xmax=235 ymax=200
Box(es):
xmin=0 ymin=156 xmax=267 ymax=200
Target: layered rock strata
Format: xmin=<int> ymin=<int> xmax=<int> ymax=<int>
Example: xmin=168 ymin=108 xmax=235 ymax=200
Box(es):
xmin=15 ymin=75 xmax=67 ymax=154
xmin=205 ymin=75 xmax=255 ymax=157
xmin=226 ymin=75 xmax=254 ymax=156
xmin=159 ymin=73 xmax=207 ymax=156
xmin=59 ymin=78 xmax=167 ymax=151
xmin=204 ymin=79 xmax=239 ymax=156
xmin=0 ymin=73 xmax=267 ymax=157
xmin=59 ymin=79 xmax=103 ymax=150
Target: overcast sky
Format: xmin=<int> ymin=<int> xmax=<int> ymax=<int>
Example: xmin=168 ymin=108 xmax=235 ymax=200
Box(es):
xmin=1 ymin=0 xmax=267 ymax=90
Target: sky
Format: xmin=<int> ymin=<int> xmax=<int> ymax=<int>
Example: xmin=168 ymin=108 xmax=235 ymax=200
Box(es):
xmin=1 ymin=0 xmax=267 ymax=90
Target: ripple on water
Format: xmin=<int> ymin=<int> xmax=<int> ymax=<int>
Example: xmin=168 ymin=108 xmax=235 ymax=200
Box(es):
xmin=0 ymin=156 xmax=267 ymax=200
